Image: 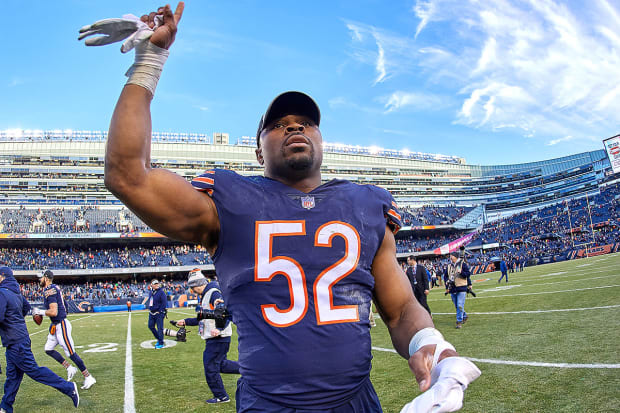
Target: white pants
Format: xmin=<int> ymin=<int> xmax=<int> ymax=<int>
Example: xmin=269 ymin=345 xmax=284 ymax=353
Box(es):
xmin=44 ymin=319 xmax=76 ymax=357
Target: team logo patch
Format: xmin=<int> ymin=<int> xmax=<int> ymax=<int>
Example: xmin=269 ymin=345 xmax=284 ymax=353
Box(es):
xmin=301 ymin=196 xmax=315 ymax=210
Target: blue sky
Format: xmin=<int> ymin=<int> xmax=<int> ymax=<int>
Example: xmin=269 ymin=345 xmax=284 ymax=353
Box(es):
xmin=2 ymin=0 xmax=619 ymax=165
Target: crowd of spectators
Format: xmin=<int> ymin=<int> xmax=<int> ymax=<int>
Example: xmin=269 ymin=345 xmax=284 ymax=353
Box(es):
xmin=20 ymin=278 xmax=191 ymax=304
xmin=399 ymin=205 xmax=472 ymax=227
xmin=0 ymin=206 xmax=151 ymax=234
xmin=0 ymin=244 xmax=212 ymax=270
xmin=1 ymin=205 xmax=475 ymax=235
xmin=1 ymin=184 xmax=618 ymax=274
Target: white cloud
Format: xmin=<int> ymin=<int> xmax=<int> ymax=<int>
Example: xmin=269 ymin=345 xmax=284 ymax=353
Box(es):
xmin=547 ymin=135 xmax=574 ymax=146
xmin=345 ymin=21 xmax=419 ymax=85
xmin=382 ymin=91 xmax=447 ymax=112
xmin=345 ymin=0 xmax=620 ymax=145
xmin=374 ymin=41 xmax=387 ymax=84
xmin=328 ymin=96 xmax=378 ymax=114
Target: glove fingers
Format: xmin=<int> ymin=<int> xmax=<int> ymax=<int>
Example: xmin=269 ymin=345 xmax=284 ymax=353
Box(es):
xmin=83 ymin=29 xmax=138 ymax=46
xmin=77 ymin=28 xmax=104 ymax=40
xmin=403 ymin=379 xmax=464 ymax=413
xmin=120 ymin=30 xmax=154 ymax=53
xmin=89 ymin=18 xmax=139 ymax=31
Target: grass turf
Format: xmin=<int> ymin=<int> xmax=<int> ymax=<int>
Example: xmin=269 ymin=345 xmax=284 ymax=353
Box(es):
xmin=9 ymin=252 xmax=620 ymax=412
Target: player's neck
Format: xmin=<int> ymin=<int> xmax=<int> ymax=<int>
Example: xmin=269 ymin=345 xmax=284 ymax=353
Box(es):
xmin=267 ymin=171 xmax=323 ymax=193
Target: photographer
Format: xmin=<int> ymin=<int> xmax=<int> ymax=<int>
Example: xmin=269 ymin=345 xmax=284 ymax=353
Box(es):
xmin=174 ymin=269 xmax=239 ymax=404
xmin=444 ymin=251 xmax=473 ymax=329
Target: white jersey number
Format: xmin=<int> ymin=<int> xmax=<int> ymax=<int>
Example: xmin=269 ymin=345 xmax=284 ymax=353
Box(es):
xmin=255 ymin=221 xmax=360 ymax=327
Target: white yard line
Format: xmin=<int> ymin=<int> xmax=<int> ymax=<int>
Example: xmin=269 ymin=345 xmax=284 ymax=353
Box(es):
xmin=429 ymin=284 xmax=620 ymax=301
xmin=371 ymin=347 xmax=620 ymax=369
xmin=430 ymin=304 xmax=620 ymax=315
xmin=124 ymin=312 xmax=136 ymax=413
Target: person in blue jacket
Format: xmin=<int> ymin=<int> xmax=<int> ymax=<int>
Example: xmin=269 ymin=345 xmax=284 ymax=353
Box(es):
xmin=147 ymin=279 xmax=167 ymax=349
xmin=498 ymin=258 xmax=508 ymax=283
xmin=0 ymin=266 xmax=79 ymax=412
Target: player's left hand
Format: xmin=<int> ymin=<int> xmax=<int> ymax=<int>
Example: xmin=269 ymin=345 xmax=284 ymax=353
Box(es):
xmin=32 ymin=308 xmax=46 ymax=316
xmin=409 ymin=344 xmax=458 ymax=392
xmin=145 ymin=3 xmax=184 ymax=51
xmin=401 ymin=356 xmax=481 ymax=413
xmin=210 ymin=328 xmax=220 ymax=337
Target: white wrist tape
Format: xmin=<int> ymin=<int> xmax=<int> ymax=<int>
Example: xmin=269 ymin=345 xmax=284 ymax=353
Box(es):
xmin=408 ymin=327 xmax=456 ymax=369
xmin=125 ymin=41 xmax=169 ymax=96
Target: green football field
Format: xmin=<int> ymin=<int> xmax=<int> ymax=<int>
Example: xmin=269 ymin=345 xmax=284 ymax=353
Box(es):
xmin=11 ymin=253 xmax=620 ymax=412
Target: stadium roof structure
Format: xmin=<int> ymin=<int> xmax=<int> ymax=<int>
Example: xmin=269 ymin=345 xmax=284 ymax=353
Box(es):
xmin=0 ymin=129 xmax=465 ymax=165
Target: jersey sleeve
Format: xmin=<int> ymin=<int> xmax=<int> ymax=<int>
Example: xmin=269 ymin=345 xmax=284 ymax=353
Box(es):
xmin=369 ymin=185 xmax=402 ymax=234
xmin=190 ymin=169 xmax=216 ymax=196
xmin=44 ymin=287 xmax=59 ymax=306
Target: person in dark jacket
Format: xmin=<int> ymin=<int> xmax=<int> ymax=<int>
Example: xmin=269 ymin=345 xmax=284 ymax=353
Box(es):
xmin=405 ymin=256 xmax=431 ymax=314
xmin=444 ymin=252 xmax=473 ymax=328
xmin=147 ymin=279 xmax=167 ymax=349
xmin=175 ymin=269 xmax=239 ymax=404
xmin=0 ymin=266 xmax=79 ymax=412
xmin=498 ymin=258 xmax=508 ymax=283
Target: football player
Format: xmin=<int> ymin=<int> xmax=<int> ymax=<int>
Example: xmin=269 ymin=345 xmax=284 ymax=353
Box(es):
xmin=96 ymin=3 xmax=480 ymax=411
xmin=32 ymin=270 xmax=96 ymax=390
xmin=0 ymin=266 xmax=79 ymax=412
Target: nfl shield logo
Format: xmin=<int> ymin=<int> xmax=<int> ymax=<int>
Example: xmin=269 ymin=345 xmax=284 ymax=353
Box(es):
xmin=301 ymin=196 xmax=315 ymax=210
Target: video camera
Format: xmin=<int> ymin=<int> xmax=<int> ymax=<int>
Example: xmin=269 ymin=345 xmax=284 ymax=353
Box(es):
xmin=165 ymin=320 xmax=187 ymax=342
xmin=196 ymin=303 xmax=231 ymax=329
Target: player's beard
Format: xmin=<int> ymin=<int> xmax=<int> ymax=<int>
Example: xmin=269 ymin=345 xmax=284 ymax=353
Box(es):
xmin=282 ymin=145 xmax=315 ymax=171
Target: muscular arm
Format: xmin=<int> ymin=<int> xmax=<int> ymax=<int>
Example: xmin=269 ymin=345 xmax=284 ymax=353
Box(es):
xmin=104 ymin=3 xmax=219 ymax=253
xmin=371 ymin=227 xmax=434 ymax=359
xmin=46 ymin=302 xmax=58 ymax=318
xmin=372 ymin=227 xmax=459 ymax=391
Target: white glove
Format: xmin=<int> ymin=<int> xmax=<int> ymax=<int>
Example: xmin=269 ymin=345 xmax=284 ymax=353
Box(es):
xmin=78 ymin=14 xmax=163 ymax=53
xmin=400 ymin=357 xmax=481 ymax=413
xmin=32 ymin=308 xmax=46 ymax=316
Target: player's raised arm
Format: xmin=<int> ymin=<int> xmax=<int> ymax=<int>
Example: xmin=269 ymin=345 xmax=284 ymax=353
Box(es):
xmin=103 ymin=3 xmax=219 ymax=251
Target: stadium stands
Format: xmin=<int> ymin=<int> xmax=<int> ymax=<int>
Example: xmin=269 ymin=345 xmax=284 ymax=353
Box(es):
xmin=1 ymin=129 xmax=619 ymax=306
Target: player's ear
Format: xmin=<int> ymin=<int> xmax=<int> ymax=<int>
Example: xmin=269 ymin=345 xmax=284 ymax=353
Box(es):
xmin=256 ymin=147 xmax=264 ymax=165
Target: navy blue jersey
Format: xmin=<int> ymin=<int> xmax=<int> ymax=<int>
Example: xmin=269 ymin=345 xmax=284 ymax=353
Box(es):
xmin=43 ymin=284 xmax=67 ymax=324
xmin=192 ymin=169 xmax=402 ymax=408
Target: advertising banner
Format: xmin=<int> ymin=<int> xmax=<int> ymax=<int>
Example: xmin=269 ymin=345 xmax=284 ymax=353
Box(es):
xmin=603 ymin=134 xmax=620 ymax=174
xmin=432 ymin=230 xmax=479 ymax=255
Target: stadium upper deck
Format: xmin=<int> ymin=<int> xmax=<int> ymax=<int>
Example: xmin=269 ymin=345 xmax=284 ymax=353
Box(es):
xmin=0 ymin=129 xmax=612 ymax=215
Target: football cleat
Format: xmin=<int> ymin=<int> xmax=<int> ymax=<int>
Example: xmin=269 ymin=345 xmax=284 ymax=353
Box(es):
xmin=154 ymin=343 xmax=165 ymax=349
xmin=67 ymin=365 xmax=78 ymax=381
xmin=206 ymin=396 xmax=230 ymax=404
xmin=81 ymin=375 xmax=97 ymax=390
xmin=70 ymin=382 xmax=80 ymax=407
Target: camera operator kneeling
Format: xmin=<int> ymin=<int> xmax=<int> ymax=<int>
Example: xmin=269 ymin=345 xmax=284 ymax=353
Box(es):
xmin=174 ymin=269 xmax=239 ymax=404
xmin=444 ymin=251 xmax=473 ymax=329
